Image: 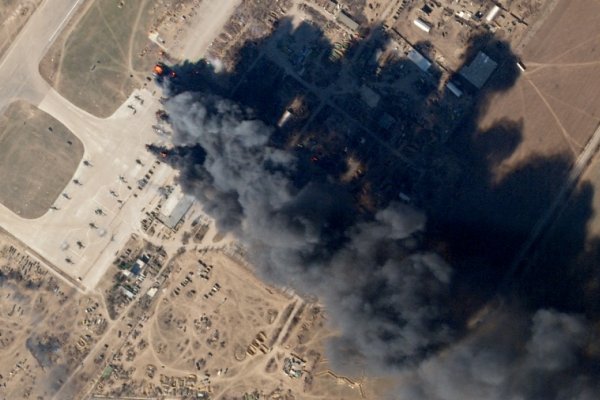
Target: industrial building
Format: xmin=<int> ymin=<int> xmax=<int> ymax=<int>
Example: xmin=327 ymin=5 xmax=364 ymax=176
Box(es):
xmin=146 ymin=287 xmax=158 ymax=298
xmin=131 ymin=258 xmax=146 ymax=275
xmin=485 ymin=5 xmax=501 ymax=22
xmin=413 ymin=18 xmax=432 ymax=33
xmin=337 ymin=10 xmax=359 ymax=31
xmin=158 ymin=187 xmax=195 ymax=230
xmin=407 ymin=49 xmax=432 ymax=72
xmin=459 ymin=51 xmax=498 ymax=88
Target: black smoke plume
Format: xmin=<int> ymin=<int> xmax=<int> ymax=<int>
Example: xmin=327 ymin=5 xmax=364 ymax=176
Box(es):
xmin=155 ymin=86 xmax=600 ymax=399
xmin=157 ymin=87 xmax=600 ymax=399
xmin=163 ymin=92 xmax=454 ymax=370
xmin=396 ymin=309 xmax=599 ymax=400
xmin=155 ymin=32 xmax=600 ymax=394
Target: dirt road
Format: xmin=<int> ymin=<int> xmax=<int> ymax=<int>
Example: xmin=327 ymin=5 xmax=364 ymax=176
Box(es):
xmin=175 ymin=0 xmax=241 ymax=62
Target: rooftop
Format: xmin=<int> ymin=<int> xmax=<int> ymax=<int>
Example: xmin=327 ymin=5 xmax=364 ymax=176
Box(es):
xmin=407 ymin=49 xmax=432 ymax=72
xmin=159 ymin=195 xmax=195 ymax=230
xmin=459 ymin=51 xmax=498 ymax=88
xmin=337 ymin=11 xmax=359 ymax=31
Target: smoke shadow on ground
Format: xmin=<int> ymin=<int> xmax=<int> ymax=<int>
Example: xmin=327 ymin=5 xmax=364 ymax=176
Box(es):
xmin=158 ymin=17 xmax=600 ymax=362
xmin=521 ymin=184 xmax=600 ymax=317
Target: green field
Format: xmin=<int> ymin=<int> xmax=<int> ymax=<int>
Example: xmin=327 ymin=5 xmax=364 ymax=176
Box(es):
xmin=0 ymin=101 xmax=83 ymax=218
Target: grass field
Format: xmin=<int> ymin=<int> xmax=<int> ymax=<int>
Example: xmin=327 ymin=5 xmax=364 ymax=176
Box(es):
xmin=39 ymin=0 xmax=157 ymax=117
xmin=0 ymin=101 xmax=83 ymax=218
xmin=478 ymin=0 xmax=600 ymax=178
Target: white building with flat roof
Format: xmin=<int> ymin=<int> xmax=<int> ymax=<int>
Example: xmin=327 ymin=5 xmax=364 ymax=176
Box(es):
xmin=485 ymin=5 xmax=501 ymax=22
xmin=337 ymin=11 xmax=359 ymax=31
xmin=413 ymin=18 xmax=432 ymax=33
xmin=407 ymin=49 xmax=432 ymax=72
xmin=158 ymin=186 xmax=195 ymax=230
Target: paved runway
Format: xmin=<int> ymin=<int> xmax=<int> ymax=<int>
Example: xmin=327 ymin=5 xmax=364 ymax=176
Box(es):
xmin=0 ymin=0 xmax=174 ymax=290
xmin=0 ymin=0 xmax=257 ymax=291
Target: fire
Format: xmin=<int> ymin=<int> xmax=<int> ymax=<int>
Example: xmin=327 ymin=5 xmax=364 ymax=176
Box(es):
xmin=153 ymin=64 xmax=164 ymax=76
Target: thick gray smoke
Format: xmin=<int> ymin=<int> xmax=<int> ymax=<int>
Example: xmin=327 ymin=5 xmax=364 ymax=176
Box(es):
xmin=397 ymin=309 xmax=597 ymax=400
xmin=165 ymin=92 xmax=453 ymax=369
xmin=163 ymin=92 xmax=599 ymax=396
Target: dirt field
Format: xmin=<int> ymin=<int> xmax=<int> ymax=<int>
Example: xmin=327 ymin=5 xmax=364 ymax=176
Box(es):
xmin=39 ymin=0 xmax=158 ymax=117
xmin=39 ymin=0 xmax=227 ymax=118
xmin=0 ymin=101 xmax=83 ymax=219
xmin=497 ymin=0 xmax=547 ymax=21
xmin=89 ymin=249 xmax=376 ymax=399
xmin=0 ymin=231 xmax=108 ymax=399
xmin=478 ymin=0 xmax=600 ymax=179
xmin=0 ymin=0 xmax=41 ymax=60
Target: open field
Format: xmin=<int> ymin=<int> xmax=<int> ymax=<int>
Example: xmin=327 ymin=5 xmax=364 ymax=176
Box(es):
xmin=0 ymin=101 xmax=83 ymax=219
xmin=39 ymin=0 xmax=158 ymax=117
xmin=0 ymin=230 xmax=108 ymax=399
xmin=542 ymin=148 xmax=600 ymax=250
xmin=39 ymin=0 xmax=239 ymax=118
xmin=478 ymin=0 xmax=600 ymax=178
xmin=0 ymin=0 xmax=41 ymax=60
xmin=0 ymin=0 xmax=242 ymax=292
xmin=0 ymin=0 xmax=387 ymax=397
xmin=464 ymin=0 xmax=600 ymax=324
xmin=43 ymin=200 xmax=386 ymax=398
xmin=512 ymin=147 xmax=600 ymax=317
xmin=172 ymin=0 xmax=241 ymax=62
xmin=85 ymin=249 xmax=374 ymax=399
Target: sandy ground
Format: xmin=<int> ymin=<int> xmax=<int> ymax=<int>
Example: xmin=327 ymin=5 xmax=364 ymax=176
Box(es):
xmin=0 ymin=0 xmax=377 ymax=398
xmin=0 ymin=230 xmax=110 ymax=399
xmin=72 ymin=246 xmax=369 ymax=400
xmin=173 ymin=0 xmax=242 ymax=62
xmin=478 ymin=0 xmax=600 ymax=180
xmin=6 ymin=0 xmax=586 ymax=398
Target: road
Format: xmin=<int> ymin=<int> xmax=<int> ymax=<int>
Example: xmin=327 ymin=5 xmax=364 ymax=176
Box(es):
xmin=174 ymin=0 xmax=241 ymax=62
xmin=0 ymin=0 xmax=79 ymax=109
xmin=0 ymin=10 xmax=172 ymax=288
xmin=0 ymin=0 xmax=239 ymax=291
xmin=1 ymin=0 xmax=598 ymax=398
xmin=503 ymin=121 xmax=600 ymax=288
xmin=0 ymin=1 xmax=308 ymax=399
xmin=0 ymin=0 xmax=240 ymax=397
